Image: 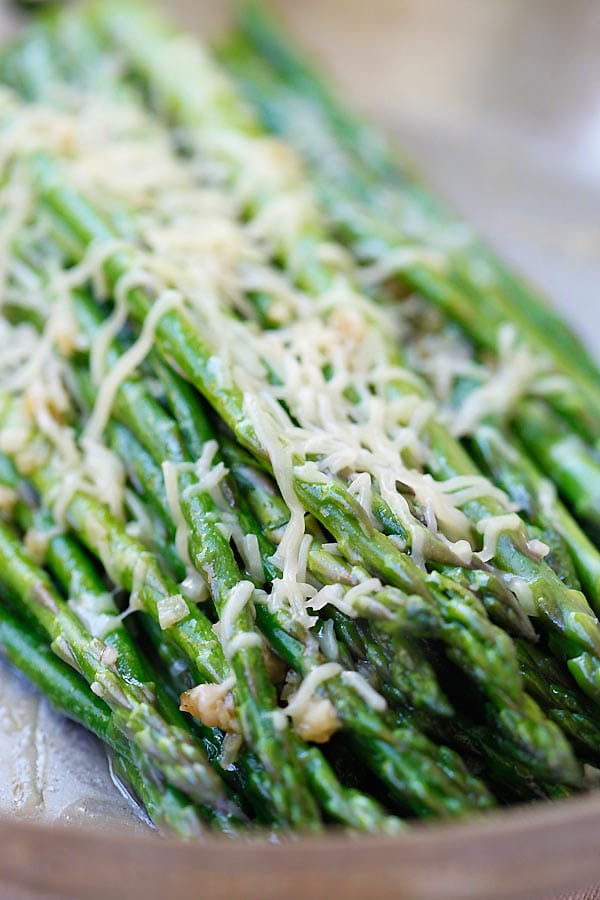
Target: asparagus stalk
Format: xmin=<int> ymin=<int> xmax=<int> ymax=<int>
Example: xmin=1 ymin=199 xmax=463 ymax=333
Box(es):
xmin=467 ymin=425 xmax=600 ymax=609
xmin=0 ymin=3 xmax=592 ymax=822
xmin=218 ymin=17 xmax=600 ymax=528
xmin=72 ymin=291 xmax=402 ymax=825
xmin=64 ymin=325 xmax=494 ymax=814
xmin=515 ymin=400 xmax=600 ymax=530
xmin=11 ymin=0 xmax=600 ymax=628
xmin=516 ymin=639 xmax=600 ymax=763
xmin=224 ymin=440 xmax=580 ymax=785
xmin=45 ymin=264 xmax=506 ymax=812
xmin=222 ymin=433 xmax=535 ymax=641
xmin=3 ymin=282 xmax=460 ymax=823
xmin=141 ymin=614 xmax=402 ymax=832
xmin=0 ymin=135 xmax=571 ymax=783
xmin=0 ymin=511 xmax=242 ymax=826
xmin=109 ymin=406 xmax=502 ymax=814
xmin=0 ymin=600 xmax=206 ymax=838
xmin=0 ymin=453 xmax=188 ymax=722
xmin=117 ymin=457 xmax=500 ymax=812
xmin=0 ymin=459 xmax=269 ymax=819
xmin=89 ymin=432 xmax=489 ymax=827
xmin=227 ymin=4 xmax=600 ymax=429
xmin=68 ymin=297 xmax=501 ymax=812
xmin=99 ymin=327 xmax=575 ymax=790
xmin=6 ymin=11 xmax=598 ymax=714
xmin=2 ymin=390 xmax=324 ymax=829
xmin=50 ymin=9 xmax=600 ymax=705
xmin=87 ymin=283 xmax=577 ymax=787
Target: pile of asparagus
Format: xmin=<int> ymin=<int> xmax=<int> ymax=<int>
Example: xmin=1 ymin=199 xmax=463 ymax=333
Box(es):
xmin=0 ymin=1 xmax=599 ymax=838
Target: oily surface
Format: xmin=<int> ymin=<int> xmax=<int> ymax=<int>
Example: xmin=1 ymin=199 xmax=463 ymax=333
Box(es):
xmin=0 ymin=662 xmax=147 ymax=829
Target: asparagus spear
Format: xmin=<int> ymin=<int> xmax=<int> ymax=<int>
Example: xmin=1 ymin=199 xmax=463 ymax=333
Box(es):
xmin=71 ymin=289 xmax=419 ymax=823
xmin=77 ymin=309 xmax=573 ymax=792
xmin=224 ymin=439 xmax=579 ymax=784
xmin=0 ymin=512 xmax=242 ymax=827
xmin=0 ymin=600 xmax=205 ymax=838
xmin=0 ymin=0 xmax=592 ymax=812
xmin=516 ymin=639 xmax=600 ymax=763
xmin=80 ymin=272 xmax=580 ymax=786
xmin=0 ymin=114 xmax=570 ymax=785
xmin=515 ymin=400 xmax=600 ymax=531
xmin=2 ymin=388 xmax=325 ymax=829
xmin=37 ymin=0 xmax=588 ymax=430
xmin=6 ymin=10 xmax=598 ymax=715
xmin=227 ymin=3 xmax=600 ymax=429
xmin=0 ymin=458 xmax=274 ymax=820
xmin=101 ymin=438 xmax=499 ymax=813
xmin=218 ymin=17 xmax=600 ymax=526
xmin=26 ymin=300 xmax=490 ymax=816
xmin=49 ymin=9 xmax=600 ymax=704
xmin=141 ymin=614 xmax=402 ymax=832
xmin=0 ymin=452 xmax=188 ymax=719
xmin=4 ymin=0 xmax=600 ymax=620
xmin=68 ymin=297 xmax=501 ymax=812
xmin=29 ymin=250 xmax=502 ymax=812
xmin=0 ymin=0 xmax=596 ymax=827
xmin=1 ymin=296 xmax=468 ymax=824
xmin=111 ymin=424 xmax=451 ymax=720
xmin=467 ymin=425 xmax=600 ymax=609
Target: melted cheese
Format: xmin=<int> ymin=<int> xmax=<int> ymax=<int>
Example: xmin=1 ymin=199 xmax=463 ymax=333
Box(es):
xmin=68 ymin=587 xmax=121 ymax=640
xmin=85 ymin=289 xmax=182 ymax=441
xmin=342 ymin=670 xmax=387 ymax=712
xmin=0 ymin=26 xmax=575 ymax=733
xmin=283 ymin=662 xmax=341 ymax=720
xmin=504 ymin=575 xmax=536 ymax=617
xmin=283 ymin=662 xmax=342 ymax=743
xmin=219 ymin=580 xmax=258 ymax=660
xmin=162 ymin=459 xmax=209 ymax=603
xmin=240 ymin=533 xmax=264 ymax=583
xmin=157 ymin=592 xmax=189 ymax=629
xmin=525 ymin=538 xmax=550 ymax=562
xmin=476 ymin=513 xmax=524 ymax=563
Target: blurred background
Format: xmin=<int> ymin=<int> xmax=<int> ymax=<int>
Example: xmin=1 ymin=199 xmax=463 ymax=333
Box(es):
xmin=1 ymin=0 xmax=599 ymax=340
xmin=176 ymin=0 xmax=600 ymax=351
xmin=0 ymin=0 xmax=598 ymax=829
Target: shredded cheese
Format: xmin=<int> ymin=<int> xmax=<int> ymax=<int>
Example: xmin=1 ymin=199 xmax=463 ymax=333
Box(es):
xmin=162 ymin=459 xmax=209 ymax=603
xmin=476 ymin=513 xmax=524 ymax=563
xmin=0 ymin=34 xmax=580 ymax=737
xmin=283 ymin=662 xmax=341 ymax=719
xmin=84 ymin=289 xmax=182 ymax=441
xmin=281 ymin=663 xmax=342 ymax=743
xmin=342 ymin=670 xmax=387 ymax=712
xmin=157 ymin=593 xmax=189 ymax=630
xmin=219 ymin=580 xmax=257 ymax=659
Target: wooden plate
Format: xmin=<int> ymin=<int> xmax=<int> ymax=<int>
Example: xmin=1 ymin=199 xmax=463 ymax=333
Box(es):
xmin=1 ymin=3 xmax=599 ymax=899
xmin=1 ymin=792 xmax=600 ymax=900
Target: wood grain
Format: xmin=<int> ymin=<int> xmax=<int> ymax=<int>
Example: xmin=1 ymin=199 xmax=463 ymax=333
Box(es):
xmin=2 ymin=791 xmax=600 ymax=900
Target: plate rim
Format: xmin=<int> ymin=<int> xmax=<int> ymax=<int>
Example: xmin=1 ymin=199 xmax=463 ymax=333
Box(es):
xmin=1 ymin=788 xmax=599 ymax=900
